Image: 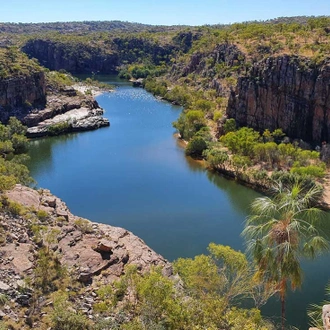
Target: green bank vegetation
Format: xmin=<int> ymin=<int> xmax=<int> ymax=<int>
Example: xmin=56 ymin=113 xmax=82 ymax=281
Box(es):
xmin=0 ymin=117 xmax=33 ymax=191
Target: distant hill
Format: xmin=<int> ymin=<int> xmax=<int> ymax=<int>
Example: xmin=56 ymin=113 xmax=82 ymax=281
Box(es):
xmin=1 ymin=16 xmax=330 ymax=35
xmin=0 ymin=20 xmax=188 ymax=34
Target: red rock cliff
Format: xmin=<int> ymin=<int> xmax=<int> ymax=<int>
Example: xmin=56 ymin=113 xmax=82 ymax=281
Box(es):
xmin=227 ymin=55 xmax=330 ymax=144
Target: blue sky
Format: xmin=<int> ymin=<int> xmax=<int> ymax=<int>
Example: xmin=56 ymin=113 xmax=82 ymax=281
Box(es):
xmin=1 ymin=0 xmax=330 ymax=26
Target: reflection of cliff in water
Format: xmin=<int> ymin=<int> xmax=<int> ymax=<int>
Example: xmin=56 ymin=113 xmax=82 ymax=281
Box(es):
xmin=206 ymin=169 xmax=260 ymax=216
xmin=178 ymin=139 xmax=260 ymax=215
xmin=27 ymin=134 xmax=78 ymax=181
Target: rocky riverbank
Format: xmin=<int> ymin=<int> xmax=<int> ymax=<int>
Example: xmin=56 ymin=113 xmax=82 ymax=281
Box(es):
xmin=24 ymin=87 xmax=110 ymax=137
xmin=0 ymin=184 xmax=172 ymax=325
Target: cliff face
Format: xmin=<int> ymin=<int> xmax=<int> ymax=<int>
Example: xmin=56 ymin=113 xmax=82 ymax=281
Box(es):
xmin=22 ymin=39 xmax=119 ymax=73
xmin=0 ymin=72 xmax=46 ymax=122
xmin=227 ymin=55 xmax=330 ymax=144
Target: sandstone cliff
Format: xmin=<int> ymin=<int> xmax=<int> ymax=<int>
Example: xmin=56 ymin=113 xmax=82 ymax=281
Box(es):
xmin=0 ymin=72 xmax=46 ymax=122
xmin=227 ymin=55 xmax=330 ymax=144
xmin=22 ymin=39 xmax=119 ymax=74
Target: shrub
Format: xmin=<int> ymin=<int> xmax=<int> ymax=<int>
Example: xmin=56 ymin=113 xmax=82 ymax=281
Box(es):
xmin=205 ymin=148 xmax=229 ymax=169
xmin=0 ymin=294 xmax=8 ymax=306
xmin=223 ymin=118 xmax=236 ymax=134
xmin=290 ymin=165 xmax=326 ymax=178
xmin=51 ymin=291 xmax=91 ymax=330
xmin=74 ymin=218 xmax=93 ymax=234
xmin=220 ymin=127 xmax=260 ymax=156
xmin=7 ymin=200 xmax=23 ymax=216
xmin=213 ymin=111 xmax=222 ymax=122
xmin=185 ymin=136 xmax=208 ymax=157
xmin=36 ymin=209 xmax=49 ymax=221
xmin=48 ymin=121 xmax=71 ymax=136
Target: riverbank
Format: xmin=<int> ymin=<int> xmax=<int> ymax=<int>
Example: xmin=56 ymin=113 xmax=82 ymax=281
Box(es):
xmin=175 ymin=133 xmax=330 ymax=210
xmin=0 ymin=184 xmax=172 ymax=327
xmin=72 ymin=82 xmax=113 ymax=97
xmin=24 ymin=85 xmax=110 ymax=137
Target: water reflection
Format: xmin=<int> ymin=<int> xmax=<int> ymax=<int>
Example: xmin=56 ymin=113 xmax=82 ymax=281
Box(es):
xmin=26 ymin=76 xmax=330 ymax=330
xmin=27 ymin=133 xmax=79 ymax=180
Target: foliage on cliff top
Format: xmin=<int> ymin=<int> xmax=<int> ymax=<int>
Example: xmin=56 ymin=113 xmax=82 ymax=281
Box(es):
xmin=0 ymin=47 xmax=43 ymax=78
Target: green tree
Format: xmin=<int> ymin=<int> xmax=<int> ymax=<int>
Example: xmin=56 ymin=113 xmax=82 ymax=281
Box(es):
xmin=185 ymin=136 xmax=207 ymax=158
xmin=220 ymin=127 xmax=260 ymax=156
xmin=223 ymin=118 xmax=236 ymax=134
xmin=51 ymin=291 xmax=91 ymax=330
xmin=242 ymin=182 xmax=329 ymax=330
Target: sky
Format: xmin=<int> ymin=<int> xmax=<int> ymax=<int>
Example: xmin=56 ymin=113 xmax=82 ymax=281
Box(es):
xmin=1 ymin=0 xmax=330 ymax=26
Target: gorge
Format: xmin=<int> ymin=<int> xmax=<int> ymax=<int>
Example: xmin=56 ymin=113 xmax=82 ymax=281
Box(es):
xmin=1 ymin=18 xmax=330 ymax=329
xmin=27 ymin=77 xmax=330 ymax=329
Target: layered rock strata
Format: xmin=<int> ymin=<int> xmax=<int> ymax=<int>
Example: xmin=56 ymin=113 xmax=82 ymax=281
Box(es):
xmin=227 ymin=55 xmax=330 ymax=144
xmin=24 ymin=89 xmax=109 ymax=137
xmin=0 ymin=72 xmax=46 ymax=123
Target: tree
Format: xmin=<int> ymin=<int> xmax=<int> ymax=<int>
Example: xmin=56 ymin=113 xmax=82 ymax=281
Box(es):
xmin=185 ymin=136 xmax=207 ymax=157
xmin=220 ymin=127 xmax=260 ymax=156
xmin=242 ymin=182 xmax=329 ymax=330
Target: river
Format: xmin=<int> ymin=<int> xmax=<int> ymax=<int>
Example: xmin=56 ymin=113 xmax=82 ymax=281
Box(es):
xmin=26 ymin=76 xmax=330 ymax=329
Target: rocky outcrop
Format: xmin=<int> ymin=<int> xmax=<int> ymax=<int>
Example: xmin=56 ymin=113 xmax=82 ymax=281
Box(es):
xmin=227 ymin=55 xmax=330 ymax=144
xmin=24 ymin=89 xmax=109 ymax=137
xmin=0 ymin=72 xmax=46 ymax=122
xmin=1 ymin=184 xmax=171 ymax=286
xmin=0 ymin=184 xmax=171 ymax=324
xmin=180 ymin=43 xmax=245 ymax=77
xmin=170 ymin=43 xmax=246 ymax=97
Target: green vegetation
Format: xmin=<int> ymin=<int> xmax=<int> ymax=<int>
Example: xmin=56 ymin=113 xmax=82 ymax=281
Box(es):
xmin=243 ymin=182 xmax=329 ymax=330
xmin=47 ymin=121 xmax=71 ymax=136
xmin=86 ymin=245 xmax=274 ymax=329
xmin=51 ymin=291 xmax=91 ymax=330
xmin=46 ymin=70 xmax=75 ymax=90
xmin=0 ymin=118 xmax=33 ymax=191
xmin=0 ymin=47 xmax=43 ymax=78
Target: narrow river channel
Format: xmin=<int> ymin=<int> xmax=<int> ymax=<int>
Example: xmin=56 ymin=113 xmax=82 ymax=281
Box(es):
xmin=26 ymin=76 xmax=330 ymax=329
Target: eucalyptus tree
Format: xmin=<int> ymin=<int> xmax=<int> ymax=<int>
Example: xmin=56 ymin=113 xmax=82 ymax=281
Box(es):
xmin=242 ymin=182 xmax=329 ymax=330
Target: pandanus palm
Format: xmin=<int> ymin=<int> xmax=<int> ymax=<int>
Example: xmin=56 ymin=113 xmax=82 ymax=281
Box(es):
xmin=242 ymin=182 xmax=329 ymax=330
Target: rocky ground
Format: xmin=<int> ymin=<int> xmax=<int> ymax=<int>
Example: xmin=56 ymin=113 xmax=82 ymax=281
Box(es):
xmin=23 ymin=87 xmax=109 ymax=137
xmin=0 ymin=184 xmax=171 ymax=326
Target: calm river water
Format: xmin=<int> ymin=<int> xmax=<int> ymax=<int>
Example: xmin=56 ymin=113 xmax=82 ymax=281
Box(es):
xmin=26 ymin=76 xmax=330 ymax=329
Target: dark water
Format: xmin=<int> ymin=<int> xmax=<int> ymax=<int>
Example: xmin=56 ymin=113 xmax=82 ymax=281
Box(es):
xmin=26 ymin=76 xmax=330 ymax=329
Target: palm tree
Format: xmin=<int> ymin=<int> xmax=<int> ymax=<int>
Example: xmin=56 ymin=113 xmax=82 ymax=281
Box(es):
xmin=242 ymin=181 xmax=329 ymax=330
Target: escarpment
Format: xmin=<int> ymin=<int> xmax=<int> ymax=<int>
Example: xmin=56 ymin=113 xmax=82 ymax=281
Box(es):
xmin=22 ymin=36 xmax=177 ymax=74
xmin=227 ymin=55 xmax=330 ymax=144
xmin=22 ymin=39 xmax=119 ymax=73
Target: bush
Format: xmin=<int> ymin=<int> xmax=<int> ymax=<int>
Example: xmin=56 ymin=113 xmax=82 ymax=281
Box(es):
xmin=74 ymin=218 xmax=93 ymax=234
xmin=173 ymin=110 xmax=206 ymax=140
xmin=7 ymin=200 xmax=23 ymax=216
xmin=51 ymin=291 xmax=91 ymax=330
xmin=48 ymin=121 xmax=71 ymax=136
xmin=185 ymin=136 xmax=208 ymax=157
xmin=220 ymin=127 xmax=260 ymax=156
xmin=205 ymin=148 xmax=229 ymax=169
xmin=36 ymin=209 xmax=49 ymax=221
xmin=213 ymin=111 xmax=222 ymax=122
xmin=291 ymin=165 xmax=326 ymax=178
xmin=223 ymin=118 xmax=236 ymax=134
